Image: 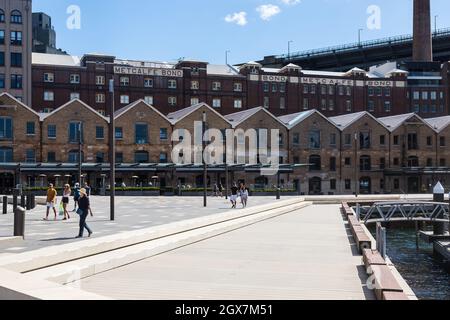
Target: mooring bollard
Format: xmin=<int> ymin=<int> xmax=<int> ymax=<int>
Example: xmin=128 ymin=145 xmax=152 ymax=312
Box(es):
xmin=26 ymin=195 xmax=31 ymax=210
xmin=276 ymin=188 xmax=281 ymax=200
xmin=433 ymin=182 xmax=446 ymax=235
xmin=2 ymin=196 xmax=7 ymax=214
xmin=13 ymin=206 xmax=25 ymax=239
xmin=31 ymin=195 xmax=36 ymax=209
xmin=12 ymin=195 xmax=18 ymax=211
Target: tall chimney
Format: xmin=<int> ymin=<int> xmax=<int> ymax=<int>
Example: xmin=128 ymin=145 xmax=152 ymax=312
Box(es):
xmin=413 ymin=0 xmax=433 ymax=62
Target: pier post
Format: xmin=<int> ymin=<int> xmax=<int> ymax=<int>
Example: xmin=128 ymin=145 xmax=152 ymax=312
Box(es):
xmin=2 ymin=196 xmax=7 ymax=214
xmin=433 ymin=182 xmax=446 ymax=235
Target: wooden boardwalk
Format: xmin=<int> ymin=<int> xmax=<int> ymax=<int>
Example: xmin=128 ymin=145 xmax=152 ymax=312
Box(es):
xmin=70 ymin=204 xmax=375 ymax=300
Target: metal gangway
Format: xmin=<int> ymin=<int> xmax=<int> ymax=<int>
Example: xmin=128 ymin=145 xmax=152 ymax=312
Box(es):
xmin=358 ymin=201 xmax=450 ymax=225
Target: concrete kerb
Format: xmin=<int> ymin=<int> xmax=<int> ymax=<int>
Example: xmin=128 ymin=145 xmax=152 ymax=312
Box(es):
xmin=29 ymin=201 xmax=311 ymax=285
xmin=0 ymin=267 xmax=110 ymax=300
xmin=0 ymin=237 xmax=23 ymax=247
xmin=0 ymin=198 xmax=305 ymax=273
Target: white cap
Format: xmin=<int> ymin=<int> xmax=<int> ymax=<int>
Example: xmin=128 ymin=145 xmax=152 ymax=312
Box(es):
xmin=433 ymin=182 xmax=445 ymax=194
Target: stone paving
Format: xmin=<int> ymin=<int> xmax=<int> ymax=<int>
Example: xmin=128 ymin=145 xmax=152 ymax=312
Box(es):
xmin=0 ymin=196 xmax=281 ymax=254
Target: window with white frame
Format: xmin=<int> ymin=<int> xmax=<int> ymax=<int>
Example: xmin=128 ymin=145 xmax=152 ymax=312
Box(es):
xmin=120 ymin=77 xmax=130 ymax=86
xmin=70 ymin=74 xmax=80 ymax=84
xmin=346 ymin=100 xmax=352 ymax=112
xmin=280 ymin=97 xmax=286 ymax=109
xmin=168 ymin=96 xmax=177 ymax=106
xmin=431 ymin=91 xmax=437 ymax=100
xmin=44 ymin=73 xmax=54 ymax=83
xmin=212 ymin=98 xmax=221 ymax=108
xmin=233 ymin=82 xmax=242 ymax=92
xmin=212 ymin=81 xmax=221 ymax=91
xmin=96 ymin=93 xmax=105 ymax=103
xmin=120 ymin=95 xmax=129 ymax=104
xmin=44 ymin=91 xmax=54 ymax=101
xmin=413 ymin=91 xmax=420 ymax=100
xmin=168 ymin=79 xmax=177 ymax=89
xmin=234 ymin=99 xmax=242 ymax=109
xmin=70 ymin=92 xmax=80 ymax=100
xmin=190 ymin=97 xmax=199 ymax=105
xmin=96 ymin=75 xmax=105 ymax=85
xmin=141 ymin=78 xmax=153 ymax=88
xmin=144 ymin=96 xmax=153 ymax=105
xmin=191 ymin=81 xmax=199 ymax=90
xmin=263 ymin=97 xmax=269 ymax=109
xmin=422 ymin=91 xmax=428 ymax=100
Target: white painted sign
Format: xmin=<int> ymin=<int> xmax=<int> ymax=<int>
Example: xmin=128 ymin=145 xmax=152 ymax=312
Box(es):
xmin=114 ymin=66 xmax=183 ymax=77
xmin=261 ymin=75 xmax=288 ymax=83
xmin=301 ymin=77 xmax=355 ymax=86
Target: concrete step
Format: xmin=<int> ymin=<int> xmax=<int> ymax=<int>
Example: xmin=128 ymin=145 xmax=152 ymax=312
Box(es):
xmin=28 ymin=202 xmax=311 ymax=285
xmin=0 ymin=198 xmax=306 ymax=273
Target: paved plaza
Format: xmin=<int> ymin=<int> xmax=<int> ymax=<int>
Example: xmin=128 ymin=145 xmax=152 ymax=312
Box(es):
xmin=68 ymin=204 xmax=374 ymax=300
xmin=0 ymin=196 xmax=279 ymax=254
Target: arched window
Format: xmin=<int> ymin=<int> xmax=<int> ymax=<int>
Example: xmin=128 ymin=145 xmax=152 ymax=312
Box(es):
xmin=360 ymin=156 xmax=372 ymax=171
xmin=134 ymin=151 xmax=149 ymax=164
xmin=11 ymin=10 xmax=22 ymax=24
xmin=0 ymin=10 xmax=5 ymax=23
xmin=309 ymin=155 xmax=321 ymax=171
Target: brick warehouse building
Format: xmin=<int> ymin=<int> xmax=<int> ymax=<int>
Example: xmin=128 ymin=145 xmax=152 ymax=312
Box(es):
xmin=2 ymin=92 xmax=450 ymax=195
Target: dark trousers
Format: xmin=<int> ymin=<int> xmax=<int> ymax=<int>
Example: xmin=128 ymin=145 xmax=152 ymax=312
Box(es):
xmin=78 ymin=210 xmax=92 ymax=237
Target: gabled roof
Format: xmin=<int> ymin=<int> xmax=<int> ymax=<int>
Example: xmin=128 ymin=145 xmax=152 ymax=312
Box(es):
xmin=424 ymin=116 xmax=450 ymax=133
xmin=0 ymin=92 xmax=41 ymax=118
xmin=345 ymin=67 xmax=366 ymax=75
xmin=278 ymin=109 xmax=338 ymax=130
xmin=40 ymin=99 xmax=109 ymax=122
xmin=225 ymin=107 xmax=287 ymax=129
xmin=32 ymin=52 xmax=81 ymax=67
xmin=378 ymin=113 xmax=434 ymax=132
xmin=166 ymin=102 xmax=233 ymax=126
xmin=330 ymin=111 xmax=389 ymax=131
xmin=114 ymin=99 xmax=170 ymax=122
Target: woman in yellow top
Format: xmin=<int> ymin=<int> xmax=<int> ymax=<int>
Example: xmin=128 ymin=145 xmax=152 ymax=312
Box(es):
xmin=44 ymin=183 xmax=58 ymax=221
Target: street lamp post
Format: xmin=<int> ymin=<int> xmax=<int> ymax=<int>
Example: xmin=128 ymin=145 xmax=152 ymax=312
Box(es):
xmin=288 ymin=40 xmax=293 ymax=61
xmin=109 ymin=79 xmax=116 ymax=221
xmin=434 ymin=15 xmax=439 ymax=35
xmin=358 ymin=28 xmax=363 ymax=46
xmin=203 ymin=111 xmax=207 ymax=207
xmin=78 ymin=122 xmax=82 ymax=185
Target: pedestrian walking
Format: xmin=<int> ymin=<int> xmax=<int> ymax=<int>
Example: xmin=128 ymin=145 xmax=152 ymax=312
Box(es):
xmin=76 ymin=188 xmax=93 ymax=238
xmin=213 ymin=183 xmax=219 ymax=197
xmin=218 ymin=183 xmax=224 ymax=198
xmin=62 ymin=184 xmax=71 ymax=220
xmin=240 ymin=183 xmax=249 ymax=208
xmin=72 ymin=183 xmax=80 ymax=212
xmin=84 ymin=182 xmax=94 ymax=216
xmin=43 ymin=183 xmax=58 ymax=221
xmin=230 ymin=183 xmax=239 ymax=209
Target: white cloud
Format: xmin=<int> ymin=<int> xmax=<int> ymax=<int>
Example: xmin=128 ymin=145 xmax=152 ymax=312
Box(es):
xmin=224 ymin=12 xmax=248 ymax=26
xmin=256 ymin=4 xmax=281 ymax=21
xmin=280 ymin=0 xmax=301 ymax=5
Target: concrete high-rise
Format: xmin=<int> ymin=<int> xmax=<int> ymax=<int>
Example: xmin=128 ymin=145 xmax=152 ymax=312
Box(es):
xmin=413 ymin=0 xmax=433 ymax=62
xmin=0 ymin=0 xmax=32 ymax=105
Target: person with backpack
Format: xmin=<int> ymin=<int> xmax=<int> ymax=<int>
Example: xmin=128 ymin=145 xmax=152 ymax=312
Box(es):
xmin=72 ymin=182 xmax=80 ymax=212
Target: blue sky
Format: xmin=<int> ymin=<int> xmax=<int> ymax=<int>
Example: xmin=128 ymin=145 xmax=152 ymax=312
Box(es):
xmin=33 ymin=0 xmax=450 ymax=64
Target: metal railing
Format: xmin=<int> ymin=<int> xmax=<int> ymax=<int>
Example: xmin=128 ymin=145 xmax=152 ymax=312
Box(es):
xmin=277 ymin=27 xmax=450 ymax=60
xmin=360 ymin=201 xmax=450 ymax=224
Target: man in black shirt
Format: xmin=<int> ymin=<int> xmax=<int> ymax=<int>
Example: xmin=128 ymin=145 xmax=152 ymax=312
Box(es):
xmin=230 ymin=183 xmax=239 ymax=209
xmin=76 ymin=188 xmax=93 ymax=238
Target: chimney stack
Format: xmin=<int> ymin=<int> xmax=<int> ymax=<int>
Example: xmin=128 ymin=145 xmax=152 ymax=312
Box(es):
xmin=413 ymin=0 xmax=433 ymax=62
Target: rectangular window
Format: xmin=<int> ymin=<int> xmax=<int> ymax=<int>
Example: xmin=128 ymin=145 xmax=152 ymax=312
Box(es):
xmin=393 ymin=135 xmax=399 ymax=146
xmin=393 ymin=158 xmax=400 ymax=166
xmin=0 ymin=74 xmax=4 ymax=88
xmin=191 ymin=81 xmax=199 ymax=90
xmin=144 ymin=96 xmax=153 ymax=105
xmin=96 ymin=126 xmax=104 ymax=139
xmin=330 ymin=157 xmax=336 ymax=172
xmin=345 ymin=179 xmax=351 ymax=190
xmin=212 ymin=82 xmax=222 ymax=91
xmin=303 ymin=98 xmax=309 ymax=110
xmin=115 ymin=127 xmax=123 ymax=140
xmin=380 ymin=135 xmax=386 ymax=145
xmin=330 ymin=133 xmax=337 ymax=146
xmin=303 ymin=85 xmax=309 ymax=94
xmin=329 ymin=100 xmax=335 ymax=111
xmin=159 ymin=153 xmax=168 ymax=164
xmin=212 ymin=98 xmax=221 ymax=108
xmin=422 ymin=91 xmax=428 ymax=100
xmin=70 ymin=74 xmax=80 ymax=84
xmin=26 ymin=122 xmax=35 ymax=135
xmin=160 ymin=128 xmax=168 ymax=140
xmin=144 ymin=78 xmax=153 ymax=88
xmin=70 ymin=92 xmax=80 ymax=100
xmin=168 ymin=96 xmax=177 ymax=106
xmin=346 ymin=100 xmax=352 ymax=112
xmin=47 ymin=125 xmax=56 ymax=139
xmin=321 ymin=99 xmax=327 ymax=111
xmin=47 ymin=152 xmax=56 ymax=163
xmin=279 ymin=83 xmax=286 ymax=93
xmin=407 ymin=133 xmax=418 ymax=150
xmin=338 ymin=86 xmax=344 ymax=96
xmin=272 ymin=83 xmax=278 ymax=93
xmin=345 ymin=158 xmax=351 ymax=166
xmin=10 ymin=52 xmax=22 ymax=67
xmin=234 ymin=83 xmax=242 ymax=92
xmin=69 ymin=122 xmax=82 ymax=143
xmin=384 ymin=101 xmax=391 ymax=112
xmin=234 ymin=99 xmax=242 ymax=109
xmin=10 ymin=31 xmax=22 ymax=45
xmin=427 ymin=136 xmax=433 ymax=146
xmin=263 ymin=97 xmax=269 ymax=109
xmin=430 ymin=91 xmax=437 ymax=100
xmin=25 ymin=149 xmax=35 ymax=163
xmin=120 ymin=77 xmax=130 ymax=86
xmin=0 ymin=30 xmax=4 ymax=45
xmin=44 ymin=73 xmax=54 ymax=83
xmin=293 ymin=133 xmax=300 ymax=145
xmin=96 ymin=76 xmax=105 ymax=85
xmin=309 ymin=130 xmax=321 ymax=149
xmin=394 ymin=179 xmax=400 ymax=189
xmin=44 ymin=91 xmax=54 ymax=101
xmin=380 ymin=158 xmax=386 ymax=170
xmin=190 ymin=97 xmax=199 ymax=106
xmin=0 ymin=118 xmax=12 ymax=140
xmin=168 ymin=79 xmax=177 ymax=89
xmin=360 ymin=132 xmax=371 ymax=149
xmin=440 ymin=136 xmax=446 ymax=147
xmin=310 ymin=85 xmax=316 ymax=94
xmin=344 ymin=134 xmax=352 ymax=146
xmin=280 ymin=97 xmax=285 ymax=109
xmin=263 ymin=82 xmax=269 ymax=92
xmin=440 ymin=159 xmax=446 ymax=167
xmin=120 ymin=95 xmax=129 ymax=104
xmin=368 ymin=100 xmax=375 ymax=112
xmin=346 ymin=86 xmax=352 ymax=96
xmin=11 ymin=74 xmax=22 ymax=89
xmin=321 ymin=85 xmax=327 ymax=95
xmin=135 ymin=124 xmax=148 ymax=144
xmin=96 ymin=93 xmax=105 ymax=103
xmin=330 ymin=179 xmax=337 ymax=190
xmin=413 ymin=91 xmax=420 ymax=100
xmin=116 ymin=153 xmax=124 ymax=164
xmin=368 ymin=87 xmax=374 ymax=96
xmin=375 ymin=87 xmax=382 ymax=96
xmin=96 ymin=152 xmax=105 ymax=164
xmin=328 ymin=85 xmax=335 ymax=95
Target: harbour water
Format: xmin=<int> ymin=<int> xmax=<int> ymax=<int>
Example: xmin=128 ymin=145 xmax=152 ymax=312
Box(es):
xmin=384 ymin=227 xmax=449 ymax=300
